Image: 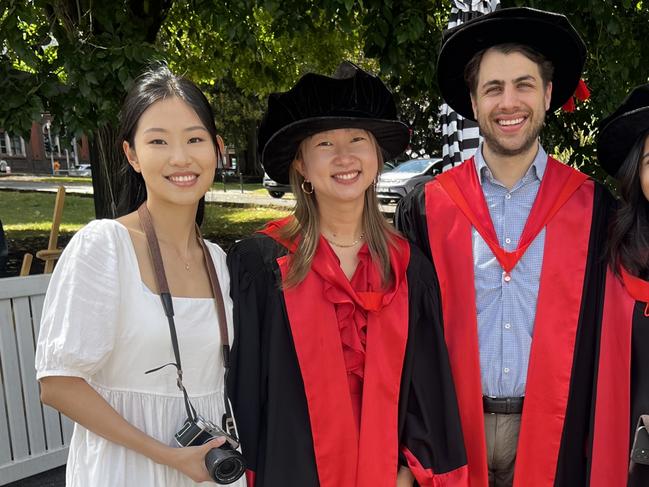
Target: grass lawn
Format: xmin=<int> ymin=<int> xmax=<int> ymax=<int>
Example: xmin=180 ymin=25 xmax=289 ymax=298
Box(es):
xmin=2 ymin=191 xmax=95 ymax=236
xmin=1 ymin=191 xmax=289 ymax=241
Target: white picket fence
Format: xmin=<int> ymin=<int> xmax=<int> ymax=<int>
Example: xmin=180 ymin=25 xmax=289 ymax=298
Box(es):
xmin=0 ymin=274 xmax=72 ymax=485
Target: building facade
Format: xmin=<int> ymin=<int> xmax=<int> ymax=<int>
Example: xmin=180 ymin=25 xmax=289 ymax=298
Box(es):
xmin=0 ymin=119 xmax=90 ymax=174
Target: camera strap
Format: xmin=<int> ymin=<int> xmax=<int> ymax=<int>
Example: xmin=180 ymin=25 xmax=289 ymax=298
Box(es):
xmin=138 ymin=203 xmax=238 ymax=440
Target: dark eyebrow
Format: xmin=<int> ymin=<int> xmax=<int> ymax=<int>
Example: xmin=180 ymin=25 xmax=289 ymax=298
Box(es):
xmin=142 ymin=126 xmax=208 ymax=134
xmin=514 ymin=75 xmax=537 ymax=83
xmin=143 ymin=127 xmax=167 ymax=134
xmin=481 ymin=75 xmax=538 ymax=90
xmin=185 ymin=125 xmax=208 ymax=132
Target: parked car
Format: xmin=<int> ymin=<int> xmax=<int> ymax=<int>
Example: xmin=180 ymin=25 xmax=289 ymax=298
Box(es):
xmin=263 ymin=172 xmax=292 ymax=198
xmin=0 ymin=160 xmax=9 ymax=173
xmin=69 ymin=164 xmax=92 ymax=177
xmin=376 ymin=158 xmax=442 ymax=203
xmin=382 ymin=161 xmax=396 ymax=172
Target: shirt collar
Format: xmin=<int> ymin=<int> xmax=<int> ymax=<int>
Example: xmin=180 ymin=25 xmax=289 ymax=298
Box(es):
xmin=474 ymin=142 xmax=548 ymax=185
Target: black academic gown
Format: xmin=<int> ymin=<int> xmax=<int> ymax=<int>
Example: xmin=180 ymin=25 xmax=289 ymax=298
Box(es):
xmin=589 ymin=267 xmax=649 ymax=487
xmin=395 ymin=156 xmax=614 ymax=487
xmin=629 ymin=294 xmax=649 ymax=486
xmin=226 ymin=232 xmax=467 ymax=487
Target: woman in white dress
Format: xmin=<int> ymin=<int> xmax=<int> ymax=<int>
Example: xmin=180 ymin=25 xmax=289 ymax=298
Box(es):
xmin=35 ymin=64 xmax=246 ymax=486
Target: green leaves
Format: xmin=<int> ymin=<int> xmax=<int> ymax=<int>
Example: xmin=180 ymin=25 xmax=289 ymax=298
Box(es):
xmin=3 ymin=0 xmax=648 ymax=181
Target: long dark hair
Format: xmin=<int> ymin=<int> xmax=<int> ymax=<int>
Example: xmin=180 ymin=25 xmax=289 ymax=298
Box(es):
xmin=116 ymin=63 xmax=220 ymax=224
xmin=607 ymin=130 xmax=649 ymax=277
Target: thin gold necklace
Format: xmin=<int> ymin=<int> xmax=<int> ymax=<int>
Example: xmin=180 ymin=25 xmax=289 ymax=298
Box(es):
xmin=324 ymin=233 xmax=364 ymax=248
xmin=172 ymin=248 xmax=192 ymax=271
xmin=160 ymin=238 xmax=195 ymax=271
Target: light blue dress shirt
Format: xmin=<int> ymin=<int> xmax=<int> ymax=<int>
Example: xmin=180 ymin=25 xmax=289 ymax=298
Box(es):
xmin=473 ymin=144 xmax=547 ymax=398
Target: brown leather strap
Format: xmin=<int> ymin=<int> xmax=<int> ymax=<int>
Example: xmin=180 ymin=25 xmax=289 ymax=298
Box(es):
xmin=137 ymin=203 xmax=235 ymax=435
xmin=137 ymin=203 xmax=229 ymax=350
xmin=196 ymin=229 xmax=229 ymax=356
xmin=138 ymin=203 xmax=170 ymax=294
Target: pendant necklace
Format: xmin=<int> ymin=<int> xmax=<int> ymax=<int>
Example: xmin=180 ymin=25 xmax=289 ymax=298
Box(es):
xmin=325 ymin=233 xmax=365 ymax=248
xmin=174 ymin=251 xmax=191 ymax=271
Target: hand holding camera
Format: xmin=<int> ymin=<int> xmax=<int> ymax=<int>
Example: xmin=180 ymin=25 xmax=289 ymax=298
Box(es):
xmin=175 ymin=416 xmax=246 ymax=483
xmin=167 ymin=436 xmax=227 ymax=483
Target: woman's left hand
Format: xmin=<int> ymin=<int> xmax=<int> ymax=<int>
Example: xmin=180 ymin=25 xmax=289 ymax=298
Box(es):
xmin=167 ymin=437 xmax=227 ymax=482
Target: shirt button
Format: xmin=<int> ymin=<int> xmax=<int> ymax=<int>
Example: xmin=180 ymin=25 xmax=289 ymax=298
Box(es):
xmin=504 ymin=367 xmax=510 ymax=374
xmin=505 ymin=193 xmax=512 ymax=200
xmin=503 ymin=272 xmax=512 ymax=282
xmin=504 ymin=323 xmax=511 ymax=329
xmin=505 ymin=237 xmax=512 ymax=244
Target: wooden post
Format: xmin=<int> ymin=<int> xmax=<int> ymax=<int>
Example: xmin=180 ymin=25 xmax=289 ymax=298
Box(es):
xmin=19 ymin=254 xmax=33 ymax=277
xmin=41 ymin=186 xmax=65 ymax=274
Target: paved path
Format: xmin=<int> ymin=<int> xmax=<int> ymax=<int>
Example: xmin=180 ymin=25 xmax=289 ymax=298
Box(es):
xmin=5 ymin=466 xmax=65 ymax=486
xmin=0 ymin=176 xmax=296 ymax=210
xmin=0 ymin=177 xmax=396 ymax=215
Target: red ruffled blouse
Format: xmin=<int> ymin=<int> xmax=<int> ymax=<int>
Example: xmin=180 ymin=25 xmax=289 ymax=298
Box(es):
xmin=320 ymin=240 xmax=386 ymax=431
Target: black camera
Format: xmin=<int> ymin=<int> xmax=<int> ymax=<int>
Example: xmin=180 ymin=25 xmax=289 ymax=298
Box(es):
xmin=174 ymin=415 xmax=246 ymax=484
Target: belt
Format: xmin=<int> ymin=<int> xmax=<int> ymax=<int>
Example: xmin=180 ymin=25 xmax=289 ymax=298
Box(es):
xmin=483 ymin=396 xmax=524 ymax=414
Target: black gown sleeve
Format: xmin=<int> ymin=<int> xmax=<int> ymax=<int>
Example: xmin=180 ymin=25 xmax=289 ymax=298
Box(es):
xmin=398 ymin=245 xmax=468 ymax=486
xmin=394 ymin=183 xmax=433 ymax=262
xmin=226 ymin=235 xmax=281 ymax=483
xmin=227 ymin=235 xmax=322 ymax=487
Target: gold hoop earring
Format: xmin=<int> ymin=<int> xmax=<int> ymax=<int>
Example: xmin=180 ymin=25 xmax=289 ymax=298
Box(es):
xmin=301 ymin=180 xmax=314 ymax=194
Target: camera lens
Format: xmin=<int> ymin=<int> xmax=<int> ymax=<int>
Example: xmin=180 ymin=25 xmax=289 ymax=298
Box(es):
xmin=218 ymin=459 xmax=237 ymax=476
xmin=205 ymin=447 xmax=246 ymax=484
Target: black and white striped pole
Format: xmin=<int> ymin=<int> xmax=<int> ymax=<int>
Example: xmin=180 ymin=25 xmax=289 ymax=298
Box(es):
xmin=439 ymin=0 xmax=500 ymax=169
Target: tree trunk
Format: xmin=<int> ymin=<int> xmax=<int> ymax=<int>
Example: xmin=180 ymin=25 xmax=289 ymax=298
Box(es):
xmin=89 ymin=124 xmax=122 ymax=219
xmin=244 ymin=119 xmax=261 ymax=177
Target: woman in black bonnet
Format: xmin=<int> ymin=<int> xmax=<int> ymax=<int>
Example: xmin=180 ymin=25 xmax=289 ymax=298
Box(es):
xmin=226 ymin=61 xmax=468 ymax=487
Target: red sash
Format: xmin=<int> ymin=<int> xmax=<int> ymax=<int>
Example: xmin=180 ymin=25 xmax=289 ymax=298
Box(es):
xmin=622 ymin=267 xmax=649 ymax=313
xmin=261 ymin=219 xmax=410 ymax=487
xmin=425 ymin=157 xmax=593 ymax=487
xmin=590 ymin=268 xmax=649 ymax=486
xmin=436 ymin=157 xmax=587 ymax=274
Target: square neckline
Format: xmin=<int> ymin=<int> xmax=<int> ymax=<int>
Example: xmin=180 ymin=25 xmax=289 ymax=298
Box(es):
xmin=111 ymin=220 xmax=216 ymax=301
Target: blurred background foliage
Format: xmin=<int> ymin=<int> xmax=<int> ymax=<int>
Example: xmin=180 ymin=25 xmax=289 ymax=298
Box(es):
xmin=1 ymin=0 xmax=648 ymax=215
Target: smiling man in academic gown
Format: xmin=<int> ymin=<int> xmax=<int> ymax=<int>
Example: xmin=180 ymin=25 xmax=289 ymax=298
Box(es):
xmin=396 ymin=7 xmax=613 ymax=487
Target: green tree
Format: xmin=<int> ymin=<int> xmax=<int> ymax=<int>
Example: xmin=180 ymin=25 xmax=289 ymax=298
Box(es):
xmin=160 ymin=0 xmax=364 ymax=175
xmin=0 ymin=0 xmax=171 ymax=217
xmin=3 ymin=0 xmax=648 ymax=220
xmin=0 ymin=0 xmax=363 ymax=216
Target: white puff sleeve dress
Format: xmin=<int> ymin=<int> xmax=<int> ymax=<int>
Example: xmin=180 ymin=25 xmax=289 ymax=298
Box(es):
xmin=35 ymin=219 xmax=246 ymax=487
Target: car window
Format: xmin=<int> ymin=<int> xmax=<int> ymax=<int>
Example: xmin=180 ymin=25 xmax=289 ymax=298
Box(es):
xmin=391 ymin=159 xmax=434 ymax=174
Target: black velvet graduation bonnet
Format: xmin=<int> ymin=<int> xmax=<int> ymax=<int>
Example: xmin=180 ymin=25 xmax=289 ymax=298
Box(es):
xmin=437 ymin=7 xmax=587 ymax=121
xmin=258 ymin=61 xmax=410 ymax=184
xmin=597 ymin=84 xmax=649 ymax=178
